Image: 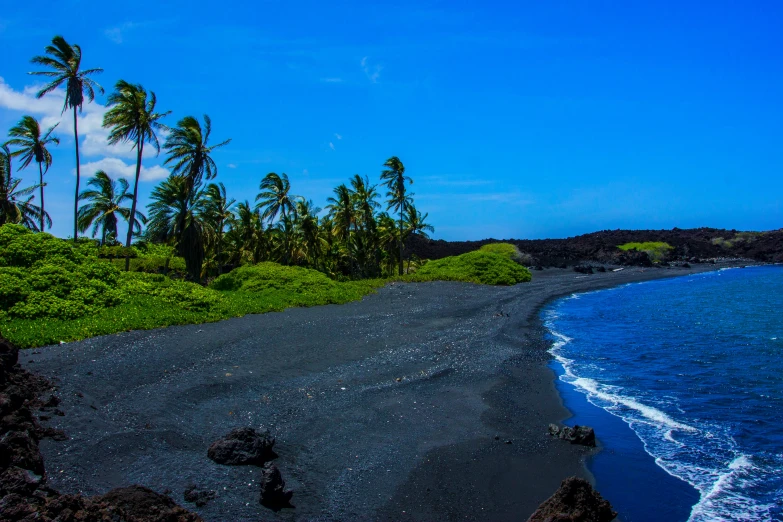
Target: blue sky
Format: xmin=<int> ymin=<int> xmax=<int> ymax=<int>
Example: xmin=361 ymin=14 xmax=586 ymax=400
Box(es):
xmin=1 ymin=1 xmax=781 ymax=240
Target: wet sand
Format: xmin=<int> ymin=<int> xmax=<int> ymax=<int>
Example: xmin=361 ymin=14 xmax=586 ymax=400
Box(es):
xmin=23 ymin=264 xmax=733 ymax=521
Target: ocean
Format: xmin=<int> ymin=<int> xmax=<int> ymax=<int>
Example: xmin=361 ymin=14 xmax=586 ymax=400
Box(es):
xmin=544 ymin=265 xmax=783 ymax=522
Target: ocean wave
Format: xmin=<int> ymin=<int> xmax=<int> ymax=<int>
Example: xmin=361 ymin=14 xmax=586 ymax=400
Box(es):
xmin=546 ymin=321 xmax=782 ymax=522
xmin=687 ymin=455 xmax=779 ymax=522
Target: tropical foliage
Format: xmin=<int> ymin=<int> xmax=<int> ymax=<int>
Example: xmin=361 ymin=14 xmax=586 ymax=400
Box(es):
xmin=0 ymin=34 xmax=535 ymax=349
xmin=4 ymin=115 xmax=59 ymax=231
xmin=410 ymin=251 xmax=532 ymax=285
xmin=77 ymin=170 xmax=144 ymax=245
xmin=29 ymin=35 xmax=103 ymax=240
xmin=0 ymin=146 xmax=48 ymax=230
xmin=102 ymin=80 xmax=169 ymax=269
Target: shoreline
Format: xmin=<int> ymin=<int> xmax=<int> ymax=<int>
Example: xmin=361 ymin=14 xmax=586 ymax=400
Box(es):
xmin=21 ymin=262 xmax=750 ymax=521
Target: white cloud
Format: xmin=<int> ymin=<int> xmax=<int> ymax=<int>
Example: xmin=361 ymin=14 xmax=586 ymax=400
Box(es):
xmin=104 ymin=22 xmax=140 ymax=44
xmin=0 ymin=77 xmax=169 ymax=180
xmin=334 ymin=133 xmax=342 ymax=140
xmin=227 ymin=163 xmax=237 ymax=169
xmin=361 ymin=57 xmax=382 ymax=83
xmin=329 ymin=142 xmax=335 ymax=151
xmin=80 ymin=157 xmax=169 ymax=182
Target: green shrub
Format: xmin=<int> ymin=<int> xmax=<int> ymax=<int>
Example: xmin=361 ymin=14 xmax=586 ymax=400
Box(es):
xmin=478 ymin=243 xmax=533 ymax=265
xmin=618 ymin=242 xmax=673 ymax=263
xmin=0 ymin=224 xmax=538 ymax=348
xmin=98 ymin=245 xmax=138 ymax=259
xmin=0 ymin=267 xmax=30 ymax=309
xmin=409 ymin=251 xmax=532 ymax=285
xmin=0 ymin=228 xmax=81 ymax=267
xmin=212 ymin=263 xmax=338 ymax=293
xmin=117 ymin=272 xmax=221 ymax=312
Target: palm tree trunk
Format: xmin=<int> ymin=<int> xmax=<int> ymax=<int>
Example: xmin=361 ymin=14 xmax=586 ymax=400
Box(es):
xmin=217 ymin=217 xmax=223 ymax=275
xmin=73 ymin=106 xmax=80 ymax=241
xmin=38 ymin=162 xmax=45 ymax=231
xmin=398 ymin=211 xmax=403 ymax=276
xmin=125 ymin=140 xmax=144 ymax=271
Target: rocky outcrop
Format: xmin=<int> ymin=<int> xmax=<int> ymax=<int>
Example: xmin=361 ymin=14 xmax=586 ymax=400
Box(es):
xmin=406 ymin=227 xmax=782 ymax=267
xmin=0 ymin=335 xmax=201 ymax=521
xmin=548 ymin=424 xmax=596 ymax=447
xmin=207 ymin=426 xmax=277 ymax=466
xmin=527 ymin=476 xmax=617 ymax=522
xmin=259 ymin=463 xmax=293 ymax=510
xmin=183 ymin=484 xmax=216 ymax=507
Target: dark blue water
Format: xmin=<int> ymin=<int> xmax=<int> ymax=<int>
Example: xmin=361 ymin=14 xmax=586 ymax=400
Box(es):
xmin=544 ymin=266 xmax=783 ymax=522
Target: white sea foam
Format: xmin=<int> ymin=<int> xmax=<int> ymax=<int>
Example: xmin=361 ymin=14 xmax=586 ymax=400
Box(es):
xmin=687 ymin=455 xmax=779 ymax=522
xmin=545 ymin=316 xmax=782 ymax=522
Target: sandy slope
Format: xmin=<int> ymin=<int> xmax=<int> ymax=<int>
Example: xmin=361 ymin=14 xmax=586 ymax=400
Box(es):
xmin=23 ymin=264 xmax=734 ymax=521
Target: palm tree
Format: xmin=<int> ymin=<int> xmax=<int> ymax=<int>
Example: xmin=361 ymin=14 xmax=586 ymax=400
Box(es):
xmin=77 ymin=170 xmax=144 ymax=245
xmin=349 ymin=174 xmax=379 ymax=234
xmin=0 ymin=146 xmax=48 ymax=230
xmin=103 ymin=80 xmax=170 ymax=269
xmin=295 ymin=199 xmax=323 ymax=268
xmin=404 ymin=204 xmax=433 ymax=273
xmin=256 ymin=172 xmax=298 ymax=223
xmin=405 ymin=205 xmax=434 ymax=239
xmin=146 ymin=175 xmax=208 ymax=281
xmin=204 ymin=182 xmax=236 ymax=274
xmin=163 ymin=115 xmax=230 ymax=194
xmin=4 ymin=116 xmax=59 ymax=231
xmin=376 ymin=211 xmax=401 ymax=275
xmin=326 ymin=183 xmax=355 ymax=242
xmin=226 ymin=201 xmax=267 ymax=264
xmin=380 ymin=156 xmax=413 ymax=275
xmin=30 ymin=35 xmax=103 ymax=240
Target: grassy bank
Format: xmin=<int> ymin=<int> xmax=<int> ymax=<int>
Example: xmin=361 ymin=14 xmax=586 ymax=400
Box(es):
xmin=0 ymin=227 xmax=530 ymax=348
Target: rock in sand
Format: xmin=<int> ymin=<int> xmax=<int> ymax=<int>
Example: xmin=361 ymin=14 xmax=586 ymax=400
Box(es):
xmin=259 ymin=462 xmax=293 ymax=510
xmin=527 ymin=476 xmax=617 ymax=522
xmin=207 ymin=426 xmax=276 ymax=466
xmin=548 ymin=424 xmax=596 ymax=447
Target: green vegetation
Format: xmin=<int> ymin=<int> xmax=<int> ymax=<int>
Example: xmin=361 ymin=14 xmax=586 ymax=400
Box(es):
xmin=409 ymin=251 xmax=532 ymax=285
xmin=712 ymin=232 xmax=762 ymax=249
xmin=0 ymin=225 xmax=530 ymax=348
xmin=618 ymin=241 xmax=674 ymax=263
xmin=0 ymin=35 xmax=534 ymax=349
xmin=478 ymin=242 xmax=533 ymax=265
xmin=4 ymin=35 xmax=440 ymax=285
xmin=30 ymin=35 xmax=104 ymax=240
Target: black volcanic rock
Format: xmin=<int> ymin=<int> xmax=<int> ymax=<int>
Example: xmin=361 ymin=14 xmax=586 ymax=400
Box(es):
xmin=527 ymin=476 xmax=616 ymax=522
xmin=548 ymin=424 xmax=596 ymax=447
xmin=183 ymin=484 xmax=217 ymax=507
xmin=0 ymin=335 xmax=201 ymax=521
xmin=208 ymin=427 xmax=276 ymax=466
xmin=405 ymin=227 xmax=782 ymax=267
xmin=259 ymin=463 xmax=293 ymax=510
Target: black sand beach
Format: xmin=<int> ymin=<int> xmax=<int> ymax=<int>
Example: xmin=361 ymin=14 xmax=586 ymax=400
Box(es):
xmin=22 ymin=264 xmax=736 ymax=521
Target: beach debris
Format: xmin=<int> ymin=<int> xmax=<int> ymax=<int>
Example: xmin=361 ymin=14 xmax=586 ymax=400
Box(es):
xmin=548 ymin=424 xmax=596 ymax=447
xmin=612 ymin=267 xmax=625 ymax=272
xmin=183 ymin=484 xmax=217 ymax=507
xmin=259 ymin=462 xmax=293 ymax=510
xmin=527 ymin=476 xmax=616 ymax=522
xmin=208 ymin=426 xmax=277 ymax=466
